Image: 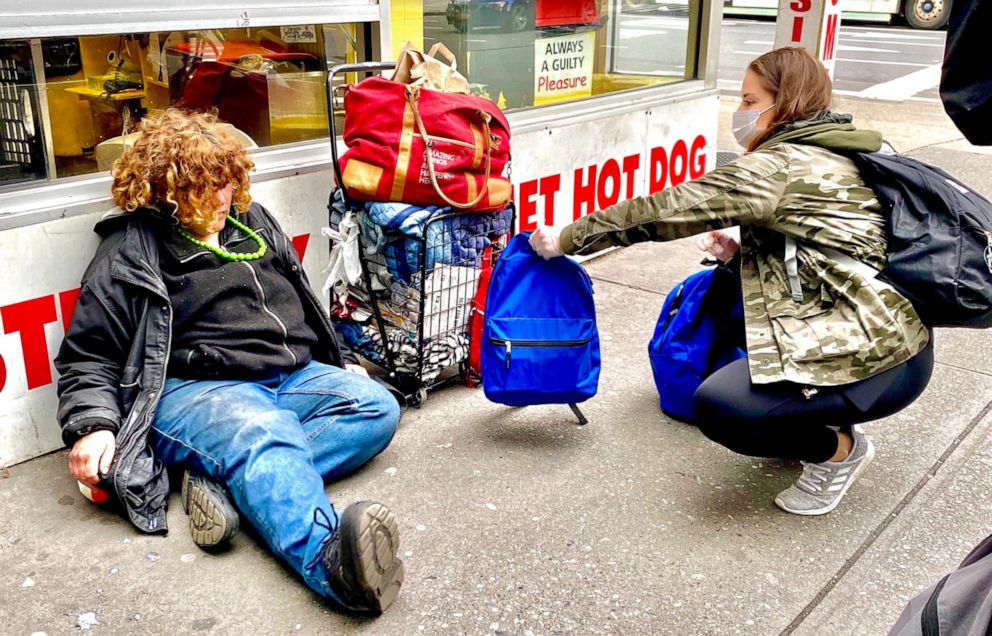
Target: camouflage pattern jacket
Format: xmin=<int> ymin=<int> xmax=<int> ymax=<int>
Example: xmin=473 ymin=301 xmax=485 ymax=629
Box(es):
xmin=560 ymin=117 xmax=930 ymax=386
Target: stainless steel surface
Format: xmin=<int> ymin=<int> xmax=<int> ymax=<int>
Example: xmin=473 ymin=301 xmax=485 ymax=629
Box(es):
xmin=0 ymin=0 xmax=381 ymax=39
xmin=29 ymin=39 xmax=56 ymax=183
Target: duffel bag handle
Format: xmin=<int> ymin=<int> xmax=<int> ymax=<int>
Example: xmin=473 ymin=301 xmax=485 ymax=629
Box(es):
xmin=408 ymin=91 xmax=493 ymax=210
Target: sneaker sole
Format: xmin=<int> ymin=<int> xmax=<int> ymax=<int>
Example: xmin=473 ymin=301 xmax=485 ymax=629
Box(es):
xmin=342 ymin=501 xmax=404 ymax=615
xmin=181 ymin=471 xmax=239 ymax=549
xmin=775 ymin=440 xmax=876 ymax=516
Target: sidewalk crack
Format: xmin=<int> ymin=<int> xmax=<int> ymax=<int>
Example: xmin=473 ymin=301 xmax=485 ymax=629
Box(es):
xmin=933 ymin=360 xmax=992 ymax=379
xmin=588 ymin=274 xmax=668 ymax=297
xmin=780 ymin=398 xmax=992 ymax=635
xmin=901 ymin=135 xmax=966 ymax=155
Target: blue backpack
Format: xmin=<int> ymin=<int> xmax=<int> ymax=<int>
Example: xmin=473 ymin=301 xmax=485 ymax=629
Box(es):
xmin=649 ymin=265 xmax=746 ymax=422
xmin=482 ymin=233 xmax=600 ymax=423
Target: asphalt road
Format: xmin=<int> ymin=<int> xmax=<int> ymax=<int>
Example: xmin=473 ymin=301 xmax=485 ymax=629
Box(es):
xmin=718 ymin=17 xmax=947 ymax=102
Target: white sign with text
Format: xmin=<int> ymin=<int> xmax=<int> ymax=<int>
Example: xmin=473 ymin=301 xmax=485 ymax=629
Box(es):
xmin=534 ymin=31 xmax=595 ymax=106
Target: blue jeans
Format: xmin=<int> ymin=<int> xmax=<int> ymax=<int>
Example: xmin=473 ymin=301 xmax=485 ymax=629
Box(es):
xmin=149 ymin=361 xmax=400 ymax=601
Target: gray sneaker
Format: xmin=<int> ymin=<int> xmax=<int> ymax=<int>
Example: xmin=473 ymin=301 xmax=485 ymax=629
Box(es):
xmin=774 ymin=427 xmax=875 ymax=516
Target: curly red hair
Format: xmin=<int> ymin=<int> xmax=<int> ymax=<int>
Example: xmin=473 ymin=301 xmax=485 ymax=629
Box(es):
xmin=111 ymin=109 xmax=253 ymax=234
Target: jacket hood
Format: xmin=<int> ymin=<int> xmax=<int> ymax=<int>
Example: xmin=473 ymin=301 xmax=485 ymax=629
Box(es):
xmin=756 ymin=112 xmax=883 ymax=154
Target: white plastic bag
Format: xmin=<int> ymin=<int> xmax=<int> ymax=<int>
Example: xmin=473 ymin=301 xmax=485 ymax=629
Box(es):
xmin=321 ymin=212 xmax=363 ymax=304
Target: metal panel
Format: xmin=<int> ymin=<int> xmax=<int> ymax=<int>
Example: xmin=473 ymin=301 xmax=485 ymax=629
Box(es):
xmin=0 ymin=1 xmax=381 ymax=39
xmin=376 ymin=0 xmax=392 ymax=61
xmin=698 ymin=0 xmax=724 ymax=89
xmin=509 ymin=80 xmax=715 ymax=134
xmin=28 ymin=39 xmax=56 ymax=181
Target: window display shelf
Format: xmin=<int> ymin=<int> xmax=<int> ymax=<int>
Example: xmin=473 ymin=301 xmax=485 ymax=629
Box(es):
xmin=65 ymin=85 xmax=146 ymax=101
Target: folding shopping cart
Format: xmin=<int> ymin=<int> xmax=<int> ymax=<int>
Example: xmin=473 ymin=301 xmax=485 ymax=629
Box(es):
xmin=324 ymin=62 xmax=515 ymax=406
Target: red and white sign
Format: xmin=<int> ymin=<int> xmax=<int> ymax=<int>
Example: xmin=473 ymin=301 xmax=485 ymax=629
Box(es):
xmin=774 ymin=0 xmax=844 ymax=77
xmin=511 ymin=96 xmax=719 ymax=235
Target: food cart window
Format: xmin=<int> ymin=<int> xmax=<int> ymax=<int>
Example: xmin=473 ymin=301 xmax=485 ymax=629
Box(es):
xmin=427 ymin=0 xmax=700 ymax=110
xmin=0 ymin=23 xmax=369 ymax=190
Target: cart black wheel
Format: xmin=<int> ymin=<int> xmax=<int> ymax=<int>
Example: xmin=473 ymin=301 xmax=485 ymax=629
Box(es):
xmin=905 ymin=0 xmax=950 ymax=30
xmin=409 ymin=387 xmax=428 ymax=408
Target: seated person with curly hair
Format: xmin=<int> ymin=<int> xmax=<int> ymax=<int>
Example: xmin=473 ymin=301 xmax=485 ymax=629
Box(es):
xmin=55 ymin=108 xmax=404 ymax=615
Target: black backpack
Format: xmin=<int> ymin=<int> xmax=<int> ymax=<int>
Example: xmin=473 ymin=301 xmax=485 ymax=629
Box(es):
xmin=889 ymin=533 xmax=992 ymax=635
xmin=849 ymin=152 xmax=992 ymax=328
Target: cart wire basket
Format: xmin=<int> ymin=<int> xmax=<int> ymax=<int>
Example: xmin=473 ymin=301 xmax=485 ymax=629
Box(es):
xmin=324 ymin=62 xmax=515 ymax=406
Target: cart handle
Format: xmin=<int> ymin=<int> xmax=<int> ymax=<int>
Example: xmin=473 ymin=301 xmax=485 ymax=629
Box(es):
xmin=326 ymin=62 xmax=397 ymax=203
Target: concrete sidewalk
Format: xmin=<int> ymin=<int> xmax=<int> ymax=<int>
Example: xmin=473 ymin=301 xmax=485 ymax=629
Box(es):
xmin=3 ymin=101 xmax=992 ymax=635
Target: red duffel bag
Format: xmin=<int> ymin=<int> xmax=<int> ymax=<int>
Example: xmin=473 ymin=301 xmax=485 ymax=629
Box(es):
xmin=339 ymin=76 xmax=512 ymax=212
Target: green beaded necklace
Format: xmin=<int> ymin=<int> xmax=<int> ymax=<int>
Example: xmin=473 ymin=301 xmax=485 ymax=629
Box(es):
xmin=177 ymin=215 xmax=268 ymax=262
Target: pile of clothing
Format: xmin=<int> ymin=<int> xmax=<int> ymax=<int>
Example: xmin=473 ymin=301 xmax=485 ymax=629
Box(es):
xmin=336 ymin=321 xmax=470 ymax=384
xmin=325 ymin=191 xmax=509 ymax=384
xmin=359 ymin=202 xmax=512 ymax=283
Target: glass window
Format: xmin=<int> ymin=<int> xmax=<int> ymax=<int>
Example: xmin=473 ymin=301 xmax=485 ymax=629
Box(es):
xmin=424 ymin=0 xmax=700 ymax=111
xmin=0 ymin=40 xmax=48 ymax=188
xmin=0 ymin=23 xmax=372 ymax=189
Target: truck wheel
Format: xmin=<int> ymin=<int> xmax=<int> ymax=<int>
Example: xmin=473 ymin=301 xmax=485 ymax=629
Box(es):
xmin=905 ymin=0 xmax=950 ymax=30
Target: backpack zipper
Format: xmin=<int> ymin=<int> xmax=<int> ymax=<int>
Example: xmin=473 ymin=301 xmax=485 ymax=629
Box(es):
xmin=489 ymin=337 xmax=592 ymax=370
xmin=984 ymin=230 xmax=992 ymax=275
xmin=921 ymin=573 xmax=950 ymax=636
xmin=659 ymin=282 xmax=686 ymax=332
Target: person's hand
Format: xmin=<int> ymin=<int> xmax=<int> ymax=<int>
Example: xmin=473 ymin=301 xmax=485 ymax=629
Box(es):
xmin=696 ymin=230 xmax=739 ymax=262
xmin=529 ymin=228 xmax=564 ymax=260
xmin=69 ymin=430 xmax=116 ymax=487
xmin=345 ymin=363 xmax=370 ymax=378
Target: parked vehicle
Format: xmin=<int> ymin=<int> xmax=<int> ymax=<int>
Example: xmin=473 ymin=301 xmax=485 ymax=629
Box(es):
xmin=724 ymin=0 xmax=951 ymax=30
xmin=904 ymin=0 xmax=951 ymax=29
xmin=447 ymin=0 xmax=600 ymax=33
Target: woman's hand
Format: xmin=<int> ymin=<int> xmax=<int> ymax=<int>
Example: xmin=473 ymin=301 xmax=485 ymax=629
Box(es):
xmin=529 ymin=228 xmax=564 ymax=260
xmin=69 ymin=430 xmax=116 ymax=487
xmin=696 ymin=230 xmax=739 ymax=262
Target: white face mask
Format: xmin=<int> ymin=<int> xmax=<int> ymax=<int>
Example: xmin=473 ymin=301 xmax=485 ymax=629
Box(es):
xmin=732 ymin=105 xmax=773 ymax=148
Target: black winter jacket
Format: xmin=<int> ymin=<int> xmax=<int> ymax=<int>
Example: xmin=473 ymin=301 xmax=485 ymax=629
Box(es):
xmin=55 ymin=202 xmax=352 ymax=533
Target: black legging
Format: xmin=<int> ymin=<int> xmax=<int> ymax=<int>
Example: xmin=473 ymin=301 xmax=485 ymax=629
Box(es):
xmin=693 ymin=338 xmax=934 ymax=463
